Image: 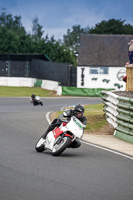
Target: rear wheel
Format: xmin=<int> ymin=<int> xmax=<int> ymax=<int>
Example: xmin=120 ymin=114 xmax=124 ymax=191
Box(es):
xmin=52 ymin=136 xmax=71 ymax=156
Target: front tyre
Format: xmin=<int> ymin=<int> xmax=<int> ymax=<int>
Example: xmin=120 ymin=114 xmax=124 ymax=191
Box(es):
xmin=35 ymin=138 xmax=45 ymax=152
xmin=40 ymin=102 xmax=43 ymax=106
xmin=52 ymin=136 xmax=71 ymax=156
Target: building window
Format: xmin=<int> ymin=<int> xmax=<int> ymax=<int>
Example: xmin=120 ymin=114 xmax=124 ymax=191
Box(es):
xmin=89 ymin=67 xmax=108 ymax=74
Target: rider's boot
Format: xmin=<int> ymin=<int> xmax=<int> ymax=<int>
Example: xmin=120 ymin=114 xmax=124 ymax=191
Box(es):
xmin=68 ymin=140 xmax=81 ymax=148
xmin=41 ymin=125 xmax=54 ymax=139
xmin=41 ymin=119 xmax=61 ymax=139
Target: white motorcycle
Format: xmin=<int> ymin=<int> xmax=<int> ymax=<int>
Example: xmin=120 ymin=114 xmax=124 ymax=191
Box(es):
xmin=30 ymin=95 xmax=43 ymax=106
xmin=35 ymin=116 xmax=86 ymax=156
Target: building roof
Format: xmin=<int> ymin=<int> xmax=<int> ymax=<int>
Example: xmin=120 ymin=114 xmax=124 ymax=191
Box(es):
xmin=78 ymin=34 xmax=133 ymax=67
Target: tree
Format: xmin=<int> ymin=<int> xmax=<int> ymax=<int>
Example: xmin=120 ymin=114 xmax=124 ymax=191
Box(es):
xmin=0 ymin=27 xmax=19 ymax=53
xmin=0 ymin=8 xmax=26 ymax=35
xmin=32 ymin=17 xmax=44 ymax=40
xmin=0 ymin=9 xmax=76 ymax=64
xmin=89 ymin=19 xmax=133 ymax=34
xmin=43 ymin=36 xmax=76 ymax=65
xmin=63 ymin=25 xmax=90 ymax=53
xmin=18 ymin=34 xmax=36 ymax=53
xmin=2 ymin=9 xmax=133 ymax=66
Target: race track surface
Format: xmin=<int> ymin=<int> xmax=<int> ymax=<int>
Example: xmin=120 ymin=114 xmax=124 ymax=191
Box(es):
xmin=0 ymin=97 xmax=133 ymax=200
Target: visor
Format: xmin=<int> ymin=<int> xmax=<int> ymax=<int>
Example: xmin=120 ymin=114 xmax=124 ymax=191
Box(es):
xmin=76 ymin=112 xmax=83 ymax=118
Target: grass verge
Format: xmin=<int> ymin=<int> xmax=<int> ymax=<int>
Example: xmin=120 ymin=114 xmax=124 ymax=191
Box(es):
xmin=0 ymin=86 xmax=56 ymax=97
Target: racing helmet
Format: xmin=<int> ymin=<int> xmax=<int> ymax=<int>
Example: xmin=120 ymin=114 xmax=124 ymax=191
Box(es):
xmin=74 ymin=104 xmax=84 ymax=118
xmin=31 ymin=94 xmax=35 ymax=98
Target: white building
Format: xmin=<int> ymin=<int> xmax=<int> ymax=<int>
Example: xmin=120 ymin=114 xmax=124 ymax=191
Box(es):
xmin=77 ymin=34 xmax=133 ymax=92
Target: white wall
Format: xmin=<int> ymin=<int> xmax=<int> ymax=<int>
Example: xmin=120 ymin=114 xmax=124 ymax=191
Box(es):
xmin=0 ymin=77 xmax=36 ymax=87
xmin=41 ymin=80 xmax=62 ymax=95
xmin=0 ymin=77 xmax=62 ymax=95
xmin=41 ymin=80 xmax=58 ymax=91
xmin=77 ymin=66 xmax=126 ymax=91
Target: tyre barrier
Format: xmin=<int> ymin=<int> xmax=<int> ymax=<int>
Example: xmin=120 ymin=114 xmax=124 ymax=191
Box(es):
xmin=101 ymin=90 xmax=133 ymax=144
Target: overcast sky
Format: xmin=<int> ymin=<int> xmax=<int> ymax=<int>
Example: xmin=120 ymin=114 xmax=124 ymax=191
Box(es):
xmin=0 ymin=0 xmax=133 ymax=40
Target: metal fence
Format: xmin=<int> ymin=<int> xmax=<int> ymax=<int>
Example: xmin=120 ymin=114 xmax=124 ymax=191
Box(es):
xmin=0 ymin=60 xmax=30 ymax=77
xmin=0 ymin=54 xmax=77 ymax=86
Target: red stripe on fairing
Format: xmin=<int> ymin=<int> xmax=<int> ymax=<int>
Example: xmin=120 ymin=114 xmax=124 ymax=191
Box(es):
xmin=53 ymin=128 xmax=73 ymax=139
xmin=62 ymin=122 xmax=67 ymax=126
xmin=64 ymin=133 xmax=72 ymax=138
xmin=53 ymin=128 xmax=64 ymax=138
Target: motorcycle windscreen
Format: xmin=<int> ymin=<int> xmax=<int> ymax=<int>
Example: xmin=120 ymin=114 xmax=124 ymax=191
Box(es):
xmin=66 ymin=118 xmax=84 ymax=138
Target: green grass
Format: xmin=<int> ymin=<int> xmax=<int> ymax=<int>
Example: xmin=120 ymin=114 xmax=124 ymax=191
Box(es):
xmin=0 ymin=86 xmax=56 ymax=97
xmin=84 ymin=104 xmax=107 ymax=132
xmin=51 ymin=103 xmax=107 ymax=133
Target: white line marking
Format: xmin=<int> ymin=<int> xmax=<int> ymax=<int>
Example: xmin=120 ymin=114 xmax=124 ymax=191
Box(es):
xmin=81 ymin=140 xmax=133 ymax=160
xmin=46 ymin=111 xmax=52 ymax=125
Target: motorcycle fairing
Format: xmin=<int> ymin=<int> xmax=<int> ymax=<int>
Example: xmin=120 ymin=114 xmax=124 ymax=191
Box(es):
xmin=53 ymin=127 xmax=64 ymax=139
xmin=45 ymin=131 xmax=56 ymax=150
xmin=65 ymin=117 xmax=84 ymax=138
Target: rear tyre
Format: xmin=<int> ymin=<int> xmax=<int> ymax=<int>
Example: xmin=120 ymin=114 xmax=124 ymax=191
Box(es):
xmin=52 ymin=136 xmax=71 ymax=156
xmin=35 ymin=138 xmax=45 ymax=152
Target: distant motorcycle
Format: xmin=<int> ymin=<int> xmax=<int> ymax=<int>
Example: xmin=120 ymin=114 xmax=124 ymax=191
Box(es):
xmin=35 ymin=116 xmax=85 ymax=156
xmin=30 ymin=95 xmax=43 ymax=106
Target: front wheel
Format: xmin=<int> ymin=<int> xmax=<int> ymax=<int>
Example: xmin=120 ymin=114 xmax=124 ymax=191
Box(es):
xmin=52 ymin=136 xmax=71 ymax=156
xmin=40 ymin=102 xmax=43 ymax=106
xmin=35 ymin=138 xmax=45 ymax=152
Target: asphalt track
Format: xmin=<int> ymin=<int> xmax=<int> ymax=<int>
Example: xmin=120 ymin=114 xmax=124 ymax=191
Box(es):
xmin=0 ymin=97 xmax=133 ymax=200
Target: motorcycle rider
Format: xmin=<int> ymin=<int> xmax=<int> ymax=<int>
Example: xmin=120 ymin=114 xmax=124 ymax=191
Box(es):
xmin=41 ymin=104 xmax=87 ymax=148
xmin=30 ymin=94 xmax=37 ymax=105
xmin=30 ymin=94 xmax=43 ymax=106
xmin=128 ymin=39 xmax=133 ymax=64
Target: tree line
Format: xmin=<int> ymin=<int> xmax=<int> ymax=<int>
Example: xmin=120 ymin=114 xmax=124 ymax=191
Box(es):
xmin=0 ymin=9 xmax=133 ymax=66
